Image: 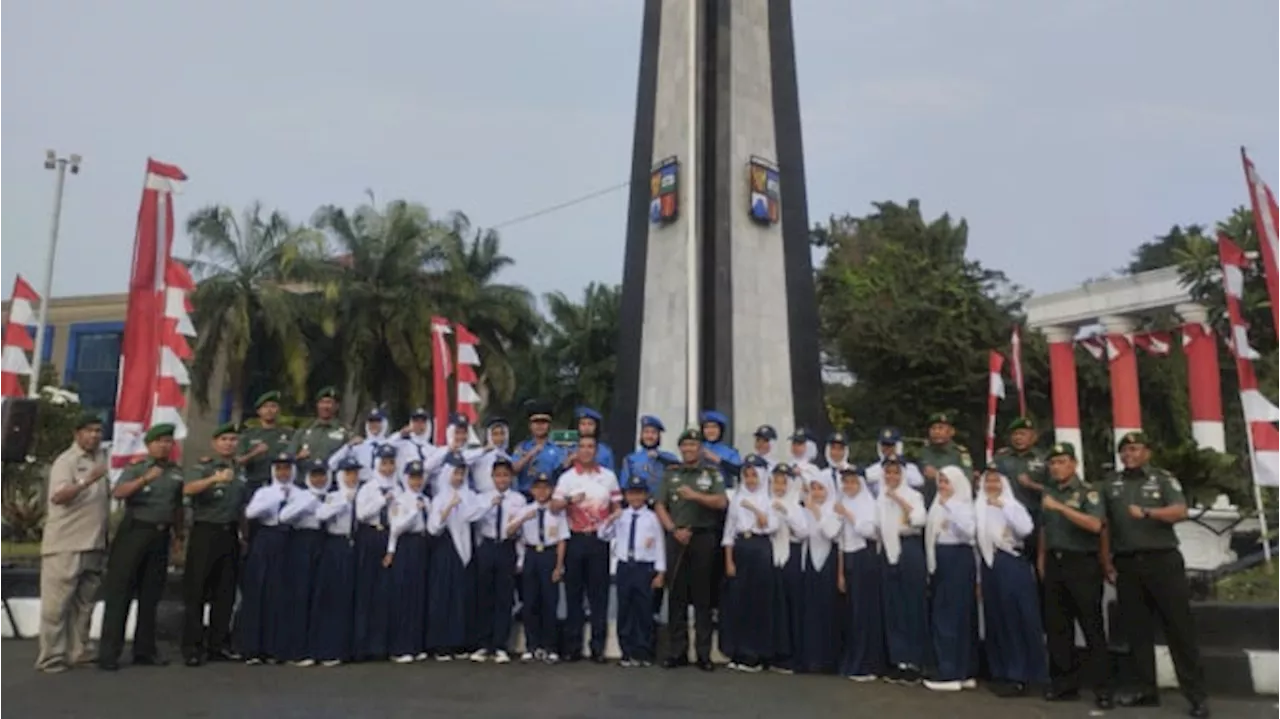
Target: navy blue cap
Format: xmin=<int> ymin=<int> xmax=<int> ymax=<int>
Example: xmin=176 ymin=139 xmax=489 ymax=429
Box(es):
xmin=491 ymin=455 xmax=514 ymax=472
xmin=444 ymin=452 xmax=466 ymax=468
xmin=367 ymin=408 xmax=386 ymax=422
xmin=526 ymin=400 xmax=553 ymax=421
xmin=404 ymin=460 xmax=425 ymax=476
xmin=699 ymin=410 xmax=728 ymax=428
xmin=624 ymin=475 xmax=649 ymax=492
xmin=640 ymin=415 xmax=665 ymax=432
xmin=772 ymin=462 xmax=794 ymax=476
xmin=827 ymin=431 xmax=849 ymax=445
xmin=337 ymin=456 xmax=362 ymax=472
xmin=754 ymin=425 xmax=778 ymax=441
xmin=881 ymin=455 xmax=904 ymax=467
xmin=878 ymin=427 xmax=902 ymax=444
xmin=375 ymin=444 xmax=399 ymax=460
xmin=485 ymin=416 xmax=508 ymax=428
xmin=838 ymin=466 xmax=861 ymax=479
xmin=789 ymin=428 xmax=815 ymax=443
xmin=449 ymin=412 xmax=469 ymax=427
xmin=575 ymin=406 xmax=603 ymax=423
xmin=409 ymin=407 xmax=430 ymax=419
xmin=531 ymin=472 xmax=552 ymax=485
xmin=306 ymin=459 xmax=329 ymax=474
xmin=271 ymin=452 xmax=295 ymax=465
xmin=743 ymin=453 xmax=769 ymax=468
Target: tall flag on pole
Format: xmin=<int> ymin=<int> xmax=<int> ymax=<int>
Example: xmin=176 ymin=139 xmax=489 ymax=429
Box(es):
xmin=1009 ymin=326 xmax=1026 ymax=416
xmin=1132 ymin=331 xmax=1173 ymax=356
xmin=1 ymin=276 xmax=41 ymax=399
xmin=430 ymin=316 xmax=453 ymax=446
xmin=455 ymin=324 xmax=482 ymax=445
xmin=1241 ymin=148 xmax=1280 ymax=337
xmin=986 ymin=350 xmax=1006 ymax=464
xmin=110 ymin=159 xmax=190 ymax=474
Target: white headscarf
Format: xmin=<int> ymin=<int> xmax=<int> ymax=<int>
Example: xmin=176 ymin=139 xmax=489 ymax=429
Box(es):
xmin=805 ymin=479 xmax=839 ymax=570
xmin=729 ymin=464 xmax=773 ymax=535
xmin=770 ymin=469 xmax=807 ymax=567
xmin=838 ymin=473 xmax=878 ymax=550
xmin=428 ymin=469 xmax=481 ymax=566
xmin=926 ymin=466 xmax=974 ymax=574
xmin=976 ymin=470 xmax=1027 ymax=568
xmin=876 ymin=464 xmax=925 ymax=565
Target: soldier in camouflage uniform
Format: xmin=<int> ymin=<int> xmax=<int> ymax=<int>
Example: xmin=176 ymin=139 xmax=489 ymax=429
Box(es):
xmin=289 ymin=387 xmax=352 ymax=475
xmin=916 ymin=411 xmax=972 ymax=507
xmin=236 ymin=391 xmax=294 ymax=493
xmin=992 ymin=416 xmax=1048 ymax=566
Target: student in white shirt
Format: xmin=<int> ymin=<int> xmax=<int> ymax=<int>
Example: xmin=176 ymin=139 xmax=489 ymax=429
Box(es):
xmin=470 ymin=458 xmax=526 ymax=663
xmin=598 ymin=474 xmax=666 ymax=667
xmin=326 ymin=409 xmax=392 ymax=484
xmin=720 ymin=454 xmax=779 ymax=673
xmin=426 ymin=453 xmax=487 ymax=659
xmin=352 ymin=443 xmax=401 ymax=661
xmin=862 ymin=427 xmax=926 ymax=497
xmin=237 ymin=453 xmax=297 ymax=664
xmin=310 ymin=455 xmax=362 ymax=666
xmin=516 ymin=472 xmax=567 ymax=664
xmin=834 ymin=467 xmax=884 ymax=681
xmin=384 ymin=461 xmax=432 ymax=664
xmin=878 ymin=456 xmax=929 ymax=684
xmin=768 ymin=463 xmax=810 ymax=675
xmin=924 ymin=466 xmax=978 ymax=692
xmin=276 ymin=459 xmax=331 ymax=666
xmin=797 ymin=476 xmax=842 ymax=674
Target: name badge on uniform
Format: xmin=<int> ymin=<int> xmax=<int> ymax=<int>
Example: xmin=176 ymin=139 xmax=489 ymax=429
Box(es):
xmin=1028 ymin=459 xmax=1044 ymax=472
xmin=547 ymin=525 xmax=559 ymax=540
xmin=143 ymin=485 xmax=152 ymax=494
xmin=329 ymin=430 xmax=345 ymax=440
xmin=280 ymin=433 xmax=290 ymax=443
xmin=696 ymin=472 xmax=712 ymax=491
xmin=214 ymin=488 xmax=224 ymax=499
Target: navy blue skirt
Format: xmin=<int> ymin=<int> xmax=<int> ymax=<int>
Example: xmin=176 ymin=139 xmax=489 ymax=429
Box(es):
xmin=353 ymin=524 xmax=393 ymax=660
xmin=388 ymin=532 xmax=430 ymax=658
xmin=426 ymin=540 xmax=475 ymax=652
xmin=931 ymin=543 xmax=978 ymax=681
xmin=309 ymin=533 xmax=356 ymax=662
xmin=797 ymin=549 xmax=840 ymax=674
xmin=724 ymin=535 xmax=774 ymax=665
xmin=278 ymin=528 xmax=323 ymax=661
xmin=981 ymin=551 xmax=1048 ymax=684
xmin=770 ymin=543 xmax=804 ymax=670
xmin=881 ymin=535 xmax=928 ymax=669
xmin=839 ymin=545 xmax=885 ymax=678
xmin=236 ymin=524 xmax=289 ymax=659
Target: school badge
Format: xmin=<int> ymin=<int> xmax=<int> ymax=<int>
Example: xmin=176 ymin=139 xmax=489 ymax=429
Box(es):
xmin=747 ymin=156 xmax=780 ymax=226
xmin=649 ymin=156 xmax=679 ymax=226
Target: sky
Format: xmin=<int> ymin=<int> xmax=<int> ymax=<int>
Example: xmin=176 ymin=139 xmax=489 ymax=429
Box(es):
xmin=2 ymin=0 xmax=1277 ymax=307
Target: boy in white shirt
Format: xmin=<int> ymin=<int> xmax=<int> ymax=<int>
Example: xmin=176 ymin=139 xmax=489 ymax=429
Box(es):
xmin=598 ymin=475 xmax=666 ymax=666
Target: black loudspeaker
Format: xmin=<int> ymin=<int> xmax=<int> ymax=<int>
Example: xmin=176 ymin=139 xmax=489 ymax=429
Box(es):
xmin=2 ymin=399 xmax=39 ymax=463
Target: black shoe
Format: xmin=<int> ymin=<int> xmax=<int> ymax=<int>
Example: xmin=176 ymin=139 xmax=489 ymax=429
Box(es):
xmin=132 ymin=655 xmax=170 ymax=667
xmin=696 ymin=659 xmax=714 ymax=672
xmin=1188 ymin=700 xmax=1210 ymax=718
xmin=563 ymin=653 xmax=583 ymax=663
xmin=184 ymin=656 xmax=203 ymax=668
xmin=1043 ymin=688 xmax=1080 ymax=702
xmin=662 ymin=656 xmax=688 ymax=669
xmin=990 ymin=681 xmax=1026 ymax=698
xmin=1095 ymin=694 xmax=1115 ymax=710
xmin=97 ymin=660 xmax=120 ymax=672
xmin=1117 ymin=692 xmax=1160 ymax=708
xmin=207 ymin=649 xmax=241 ymax=662
xmin=590 ymin=653 xmax=606 ymax=664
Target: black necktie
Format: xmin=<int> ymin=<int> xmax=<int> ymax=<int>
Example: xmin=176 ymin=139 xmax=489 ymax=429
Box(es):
xmin=495 ymin=493 xmax=504 ymax=542
xmin=379 ymin=489 xmax=390 ymax=528
xmin=537 ymin=507 xmax=546 ymax=545
xmin=627 ymin=511 xmax=638 ymax=560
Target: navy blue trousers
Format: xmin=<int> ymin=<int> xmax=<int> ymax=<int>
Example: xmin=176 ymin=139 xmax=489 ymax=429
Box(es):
xmin=236 ymin=525 xmax=288 ymax=660
xmin=931 ymin=543 xmax=978 ymax=681
xmin=615 ymin=560 xmax=657 ymax=661
xmin=309 ymin=534 xmax=356 ymax=663
xmin=388 ymin=532 xmax=430 ymax=658
xmin=563 ymin=532 xmax=610 ymax=658
xmin=352 ymin=524 xmax=392 ymax=661
xmin=427 ymin=540 xmax=475 ymax=653
xmin=278 ymin=528 xmax=323 ymax=661
xmin=770 ymin=543 xmax=804 ymax=670
xmin=882 ymin=536 xmax=929 ymax=669
xmin=521 ymin=547 xmax=559 ymax=653
xmin=839 ymin=546 xmax=886 ymax=678
xmin=797 ymin=551 xmax=841 ymax=674
xmin=982 ymin=551 xmax=1048 ymax=685
xmin=475 ymin=538 xmax=518 ymax=653
xmin=725 ymin=535 xmax=774 ymax=666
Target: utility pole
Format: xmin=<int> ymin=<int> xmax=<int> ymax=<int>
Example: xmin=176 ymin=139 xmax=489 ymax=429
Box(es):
xmin=29 ymin=150 xmax=82 ymax=394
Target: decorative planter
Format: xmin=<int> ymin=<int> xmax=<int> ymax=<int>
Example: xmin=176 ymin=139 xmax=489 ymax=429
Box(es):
xmin=1176 ymin=505 xmax=1244 ymax=572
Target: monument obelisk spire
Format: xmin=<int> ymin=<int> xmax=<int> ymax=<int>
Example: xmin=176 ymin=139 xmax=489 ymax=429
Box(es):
xmin=611 ymin=0 xmax=826 ymax=452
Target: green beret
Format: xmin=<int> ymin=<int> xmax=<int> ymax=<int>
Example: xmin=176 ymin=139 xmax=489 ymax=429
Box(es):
xmin=1048 ymin=442 xmax=1077 ymax=460
xmin=254 ymin=391 xmax=281 ymax=409
xmin=212 ymin=422 xmax=238 ymax=438
xmin=1117 ymin=431 xmax=1149 ymax=451
xmin=677 ymin=428 xmax=703 ymax=443
xmin=1007 ymin=416 xmax=1035 ymax=433
xmin=74 ymin=412 xmax=103 ymax=430
xmin=315 ymin=386 xmax=339 ymax=402
xmin=926 ymin=411 xmax=954 ymax=427
xmin=144 ymin=423 xmax=176 ymax=443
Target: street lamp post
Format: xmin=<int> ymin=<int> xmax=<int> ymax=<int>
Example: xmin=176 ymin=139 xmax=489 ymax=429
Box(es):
xmin=29 ymin=150 xmax=81 ymax=394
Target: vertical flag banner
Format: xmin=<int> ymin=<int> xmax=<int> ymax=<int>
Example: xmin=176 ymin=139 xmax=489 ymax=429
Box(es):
xmin=986 ymin=350 xmax=1006 ymax=464
xmin=1009 ymin=326 xmax=1026 ymax=416
xmin=1 ymin=276 xmax=41 ymax=398
xmin=1132 ymin=331 xmax=1172 ymax=356
xmin=1241 ymin=148 xmax=1280 ymax=336
xmin=455 ymin=324 xmax=482 ymax=445
xmin=110 ymin=159 xmax=189 ymax=473
xmin=430 ymin=316 xmax=453 ymax=446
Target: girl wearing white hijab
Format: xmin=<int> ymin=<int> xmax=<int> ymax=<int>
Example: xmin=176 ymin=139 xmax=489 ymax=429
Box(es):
xmin=238 ymin=453 xmax=298 ymax=664
xmin=721 ymin=455 xmax=779 ymax=673
xmin=426 ymin=454 xmax=487 ymax=659
xmin=797 ymin=477 xmax=843 ymax=674
xmin=976 ymin=467 xmax=1046 ymax=696
xmin=352 ymin=443 xmax=402 ymax=661
xmin=834 ymin=467 xmax=884 ymax=681
xmin=277 ymin=460 xmax=333 ymax=666
xmin=384 ymin=462 xmax=433 ymax=664
xmin=310 ymin=456 xmax=362 ymax=666
xmin=924 ymin=465 xmax=978 ymax=692
xmin=766 ymin=463 xmax=809 ymax=674
xmin=876 ymin=456 xmax=929 ymax=684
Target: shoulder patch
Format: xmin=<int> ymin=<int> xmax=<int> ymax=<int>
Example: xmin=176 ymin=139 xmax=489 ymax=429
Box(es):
xmin=1086 ymin=490 xmax=1099 ymax=505
xmin=199 ymin=456 xmax=212 ymax=463
xmin=994 ymin=447 xmax=1011 ymax=456
xmin=1166 ymin=476 xmax=1183 ymax=492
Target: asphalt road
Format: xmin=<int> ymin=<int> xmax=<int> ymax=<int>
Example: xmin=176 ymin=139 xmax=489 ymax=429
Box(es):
xmin=3 ymin=641 xmax=1274 ymax=719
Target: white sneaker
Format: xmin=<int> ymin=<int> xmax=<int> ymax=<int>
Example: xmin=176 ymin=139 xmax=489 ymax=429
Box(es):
xmin=738 ymin=663 xmax=762 ymax=673
xmin=493 ymin=650 xmax=511 ymax=664
xmin=320 ymin=660 xmax=342 ymax=667
xmin=392 ymin=654 xmax=415 ymax=664
xmin=961 ymin=678 xmax=977 ymax=690
xmin=245 ymin=658 xmax=263 ymax=666
xmin=533 ymin=648 xmax=547 ymax=661
xmin=454 ymin=652 xmax=470 ymax=659
xmin=290 ymin=659 xmax=315 ymax=667
xmin=469 ymin=649 xmax=489 ymax=663
xmin=848 ymin=674 xmax=878 ymax=682
xmin=521 ymin=652 xmax=535 ymax=662
xmin=923 ymin=680 xmax=963 ymax=692
xmin=618 ymin=658 xmax=636 ymax=668
xmin=435 ymin=654 xmax=453 ymax=662
xmin=545 ymin=652 xmax=559 ymax=664
xmin=726 ymin=661 xmax=741 ymax=671
xmin=414 ymin=652 xmax=429 ymax=662
xmin=769 ymin=666 xmax=793 ymax=675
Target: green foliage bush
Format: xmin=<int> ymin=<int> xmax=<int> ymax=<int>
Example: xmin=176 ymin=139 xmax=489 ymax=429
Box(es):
xmin=1 ymin=365 xmax=83 ymax=543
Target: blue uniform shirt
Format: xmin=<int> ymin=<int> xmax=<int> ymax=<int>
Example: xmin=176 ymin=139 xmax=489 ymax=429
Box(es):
xmin=703 ymin=440 xmax=743 ymax=489
xmin=619 ymin=447 xmax=679 ymax=496
xmin=513 ymin=439 xmax=566 ymax=494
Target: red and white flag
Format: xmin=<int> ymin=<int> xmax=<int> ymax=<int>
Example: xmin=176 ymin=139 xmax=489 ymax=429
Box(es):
xmin=430 ymin=316 xmax=453 ymax=445
xmin=1 ymin=276 xmax=41 ymax=398
xmin=1132 ymin=331 xmax=1173 ymax=357
xmin=110 ymin=159 xmax=191 ymax=474
xmin=986 ymin=350 xmax=1006 ymax=464
xmin=455 ymin=323 xmax=482 ymax=444
xmin=1241 ymin=148 xmax=1280 ymax=337
xmin=1219 ymin=233 xmax=1279 ymax=488
xmin=1009 ymin=326 xmax=1026 ymax=416
xmin=1077 ymin=335 xmax=1107 ymax=361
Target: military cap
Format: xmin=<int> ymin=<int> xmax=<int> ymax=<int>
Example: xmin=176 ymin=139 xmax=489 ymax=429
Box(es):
xmin=367 ymin=408 xmax=387 ymax=422
xmin=270 ymin=451 xmax=295 ymax=465
xmin=404 ymin=460 xmax=426 ymax=476
xmin=409 ymin=407 xmax=430 ymax=419
xmin=1117 ymin=431 xmax=1149 ymax=451
xmin=772 ymin=462 xmax=795 ymax=476
xmin=640 ymin=415 xmax=665 ymax=432
xmin=575 ymin=406 xmax=604 ymax=423
xmin=1007 ymin=416 xmax=1035 ymax=433
xmin=526 ymin=400 xmax=553 ymax=422
xmin=624 ymin=475 xmax=649 ymax=493
xmin=74 ymin=412 xmax=103 ymax=430
xmin=1047 ymin=442 xmax=1077 ymax=460
xmin=677 ymin=427 xmax=703 ymax=444
xmin=486 ymin=416 xmax=509 ymax=428
xmin=531 ymin=472 xmax=553 ymax=485
xmin=789 ymin=428 xmax=815 ymax=443
xmin=212 ymin=421 xmax=238 ymax=438
xmin=337 ymin=456 xmax=362 ymax=472
xmin=743 ymin=453 xmax=769 ymax=469
xmin=753 ymin=424 xmax=778 ymax=441
xmin=838 ymin=466 xmax=862 ymax=479
xmin=305 ymin=459 xmax=329 ymax=474
xmin=315 ymin=386 xmax=339 ymax=401
xmin=254 ymin=391 xmax=281 ymax=409
xmin=827 ymin=431 xmax=849 ymax=446
xmin=878 ymin=427 xmax=902 ymax=445
xmin=448 ymin=412 xmax=469 ymax=428
xmin=144 ymin=423 xmax=176 ymax=443
xmin=926 ymin=411 xmax=955 ymax=427
xmin=881 ymin=455 xmax=904 ymax=467
xmin=491 ymin=455 xmax=514 ymax=473
xmin=443 ymin=452 xmax=467 ymax=468
xmin=375 ymin=444 xmax=399 ymax=460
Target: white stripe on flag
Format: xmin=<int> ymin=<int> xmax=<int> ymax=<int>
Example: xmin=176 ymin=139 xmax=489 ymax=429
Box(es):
xmin=457 ymin=382 xmax=481 ymax=403
xmin=159 ymin=346 xmax=191 ymax=385
xmin=1241 ymin=389 xmax=1280 ymax=423
xmin=8 ymin=299 xmax=35 ymax=325
xmin=1253 ymin=449 xmax=1279 ymax=488
xmin=458 ymin=344 xmax=480 ymax=366
xmin=1223 ymin=264 xmax=1247 ymax=298
xmin=1 ymin=345 xmax=32 ymax=375
xmin=989 ymin=372 xmax=1005 ymax=399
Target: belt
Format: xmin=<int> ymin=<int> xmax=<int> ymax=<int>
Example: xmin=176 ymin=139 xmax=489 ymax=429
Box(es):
xmin=194 ymin=521 xmax=239 ymax=531
xmin=129 ymin=519 xmax=172 ymax=532
xmin=1114 ymin=547 xmax=1177 ymax=558
xmin=1049 ymin=550 xmax=1097 ymax=560
xmin=570 ymin=530 xmax=604 ymax=538
xmin=529 ymin=543 xmax=551 ymax=553
xmin=737 ymin=531 xmax=760 ymax=540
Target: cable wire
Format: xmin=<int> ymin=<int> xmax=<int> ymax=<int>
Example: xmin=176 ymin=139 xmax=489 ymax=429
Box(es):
xmin=490 ymin=180 xmax=631 ymax=230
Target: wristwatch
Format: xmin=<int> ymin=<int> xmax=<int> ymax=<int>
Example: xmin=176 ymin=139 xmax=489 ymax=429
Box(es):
xmin=1141 ymin=508 xmax=1151 ymax=519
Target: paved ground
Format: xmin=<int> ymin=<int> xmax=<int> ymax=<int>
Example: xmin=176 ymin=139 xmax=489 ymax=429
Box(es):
xmin=3 ymin=641 xmax=1275 ymax=719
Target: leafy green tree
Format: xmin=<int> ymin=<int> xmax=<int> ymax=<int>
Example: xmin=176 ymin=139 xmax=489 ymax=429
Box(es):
xmin=540 ymin=283 xmax=620 ymax=423
xmin=1 ymin=364 xmax=82 ymax=542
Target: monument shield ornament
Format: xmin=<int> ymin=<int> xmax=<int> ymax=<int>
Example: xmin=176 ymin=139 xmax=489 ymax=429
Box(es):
xmin=748 ymin=156 xmax=780 ymax=226
xmin=649 ymin=156 xmax=679 ymax=225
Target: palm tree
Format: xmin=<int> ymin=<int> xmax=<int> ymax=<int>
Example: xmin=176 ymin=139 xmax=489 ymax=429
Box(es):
xmin=185 ymin=202 xmax=317 ymax=420
xmin=540 ymin=282 xmax=621 ymax=418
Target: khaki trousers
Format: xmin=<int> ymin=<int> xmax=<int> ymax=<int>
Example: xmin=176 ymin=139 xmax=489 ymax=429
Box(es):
xmin=35 ymin=550 xmax=105 ymax=669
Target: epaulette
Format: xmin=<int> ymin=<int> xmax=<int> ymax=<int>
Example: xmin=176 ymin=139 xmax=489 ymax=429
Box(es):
xmin=994 ymin=447 xmax=1012 ymax=457
xmin=199 ymin=456 xmax=212 ymax=463
xmin=956 ymin=444 xmax=970 ymax=453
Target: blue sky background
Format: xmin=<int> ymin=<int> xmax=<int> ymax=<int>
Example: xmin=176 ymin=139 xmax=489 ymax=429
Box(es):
xmin=3 ymin=0 xmax=1276 ymax=305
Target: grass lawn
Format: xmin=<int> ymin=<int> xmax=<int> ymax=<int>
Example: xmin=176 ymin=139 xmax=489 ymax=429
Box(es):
xmin=1214 ymin=564 xmax=1280 ymax=602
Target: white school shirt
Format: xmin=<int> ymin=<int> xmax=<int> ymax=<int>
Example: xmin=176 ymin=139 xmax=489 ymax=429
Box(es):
xmin=975 ymin=473 xmax=1035 ymax=567
xmin=769 ymin=491 xmax=810 ymax=568
xmin=244 ymin=480 xmax=294 ymax=526
xmin=597 ymin=506 xmax=666 ymax=571
xmin=387 ymin=491 xmax=431 ymax=553
xmin=427 ymin=485 xmax=487 ymax=566
xmin=421 ymin=445 xmax=489 ymax=496
xmin=319 ymin=486 xmax=359 ymax=537
xmin=392 ymin=431 xmax=434 ymax=473
xmin=877 ymin=483 xmax=928 ymax=566
xmin=863 ymin=457 xmax=926 ymax=497
xmin=475 ymin=488 xmax=529 ymax=542
xmin=836 ymin=490 xmax=879 ymax=553
xmin=515 ymin=502 xmax=568 ymax=572
xmin=804 ymin=501 xmax=842 ymax=571
xmin=721 ymin=486 xmax=780 ymax=547
xmin=328 ymin=424 xmax=392 ymax=483
xmin=355 ymin=472 xmax=401 ymax=526
xmin=925 ymin=468 xmax=977 ymax=575
xmin=279 ymin=487 xmax=330 ymax=530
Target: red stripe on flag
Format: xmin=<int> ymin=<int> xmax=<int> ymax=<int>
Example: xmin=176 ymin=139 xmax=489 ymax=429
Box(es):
xmin=3 ymin=323 xmax=34 ymax=351
xmin=1 ymin=372 xmax=25 ymax=398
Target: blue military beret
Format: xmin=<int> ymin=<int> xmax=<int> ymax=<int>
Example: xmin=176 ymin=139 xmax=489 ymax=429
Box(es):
xmin=375 ymin=444 xmax=399 ymax=460
xmin=575 ymin=406 xmax=604 ymax=423
xmin=699 ymin=410 xmax=729 ymax=428
xmin=404 ymin=460 xmax=426 ymax=476
xmin=754 ymin=425 xmax=778 ymax=441
xmin=640 ymin=415 xmax=665 ymax=432
xmin=878 ymin=427 xmax=902 ymax=444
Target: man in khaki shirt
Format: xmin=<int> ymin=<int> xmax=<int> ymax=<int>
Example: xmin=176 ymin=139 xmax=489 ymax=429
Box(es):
xmin=36 ymin=413 xmax=111 ymax=672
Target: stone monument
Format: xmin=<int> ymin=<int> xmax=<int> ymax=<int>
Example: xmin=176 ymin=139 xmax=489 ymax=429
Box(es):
xmin=610 ymin=0 xmax=826 ymax=452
